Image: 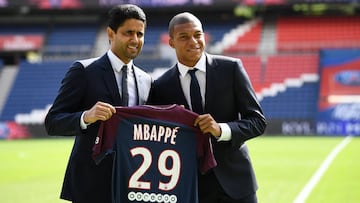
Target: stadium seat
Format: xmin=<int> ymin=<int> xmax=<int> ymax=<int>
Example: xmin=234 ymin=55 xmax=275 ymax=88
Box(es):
xmin=0 ymin=60 xmax=72 ymax=122
xmin=277 ymin=16 xmax=360 ymax=51
xmin=43 ymin=23 xmax=98 ymax=59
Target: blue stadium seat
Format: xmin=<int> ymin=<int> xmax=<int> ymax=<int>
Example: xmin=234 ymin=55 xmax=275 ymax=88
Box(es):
xmin=44 ymin=23 xmax=98 ymax=57
xmin=203 ymin=19 xmax=240 ymax=44
xmin=0 ymin=60 xmax=72 ymax=121
xmin=0 ymin=24 xmax=47 ymax=35
xmin=140 ymin=25 xmax=168 ymax=56
xmin=260 ymin=83 xmax=319 ymax=120
xmin=133 ymin=58 xmax=172 ymax=73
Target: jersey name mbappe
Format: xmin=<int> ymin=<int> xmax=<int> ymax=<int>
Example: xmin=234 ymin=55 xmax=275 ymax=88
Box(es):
xmin=133 ymin=124 xmax=179 ymax=145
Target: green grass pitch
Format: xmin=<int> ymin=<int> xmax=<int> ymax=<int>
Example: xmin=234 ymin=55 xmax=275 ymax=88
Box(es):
xmin=0 ymin=136 xmax=359 ymax=203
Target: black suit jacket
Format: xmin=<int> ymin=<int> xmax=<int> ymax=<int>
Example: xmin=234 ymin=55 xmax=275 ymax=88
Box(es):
xmin=45 ymin=54 xmax=152 ymax=202
xmin=148 ymin=53 xmax=267 ymax=199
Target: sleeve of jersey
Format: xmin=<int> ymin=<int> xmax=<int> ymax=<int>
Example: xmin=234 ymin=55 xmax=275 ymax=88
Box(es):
xmin=168 ymin=105 xmax=217 ymax=174
xmin=197 ymin=133 xmax=217 ymax=174
xmin=92 ymin=119 xmax=118 ymax=165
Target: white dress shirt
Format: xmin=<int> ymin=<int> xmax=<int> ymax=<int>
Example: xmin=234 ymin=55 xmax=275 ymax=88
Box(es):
xmin=177 ymin=53 xmax=231 ymax=141
xmin=107 ymin=50 xmax=137 ymax=107
xmin=80 ymin=50 xmax=137 ymax=129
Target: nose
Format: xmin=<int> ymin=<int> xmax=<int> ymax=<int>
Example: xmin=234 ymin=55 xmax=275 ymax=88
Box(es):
xmin=190 ymin=36 xmax=197 ymax=43
xmin=130 ymin=33 xmax=139 ymax=43
xmin=188 ymin=36 xmax=199 ymax=46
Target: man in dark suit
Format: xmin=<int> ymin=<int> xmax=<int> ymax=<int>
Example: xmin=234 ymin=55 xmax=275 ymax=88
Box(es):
xmin=44 ymin=4 xmax=152 ymax=203
xmin=148 ymin=12 xmax=267 ymax=203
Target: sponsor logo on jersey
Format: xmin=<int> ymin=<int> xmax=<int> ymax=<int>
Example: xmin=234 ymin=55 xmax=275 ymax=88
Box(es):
xmin=128 ymin=191 xmax=177 ymax=203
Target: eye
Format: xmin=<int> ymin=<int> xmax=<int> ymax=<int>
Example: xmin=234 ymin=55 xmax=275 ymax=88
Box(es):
xmin=124 ymin=31 xmax=133 ymax=36
xmin=137 ymin=32 xmax=144 ymax=38
xmin=179 ymin=35 xmax=188 ymax=40
xmin=195 ymin=33 xmax=203 ymax=38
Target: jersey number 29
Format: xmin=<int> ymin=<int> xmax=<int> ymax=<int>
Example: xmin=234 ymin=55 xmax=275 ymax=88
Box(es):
xmin=129 ymin=147 xmax=181 ymax=191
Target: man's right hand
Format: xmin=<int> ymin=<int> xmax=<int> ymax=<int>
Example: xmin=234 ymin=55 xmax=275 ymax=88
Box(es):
xmin=83 ymin=101 xmax=116 ymax=124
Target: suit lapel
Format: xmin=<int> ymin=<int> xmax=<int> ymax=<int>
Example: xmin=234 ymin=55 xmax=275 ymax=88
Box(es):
xmin=204 ymin=54 xmax=218 ymax=112
xmin=172 ymin=65 xmax=190 ymax=109
xmin=100 ymin=55 xmax=122 ymax=105
xmin=133 ymin=65 xmax=152 ymax=105
xmin=133 ymin=66 xmax=141 ymax=105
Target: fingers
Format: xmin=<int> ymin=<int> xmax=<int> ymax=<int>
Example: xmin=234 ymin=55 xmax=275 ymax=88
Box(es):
xmin=97 ymin=102 xmax=116 ymax=114
xmin=194 ymin=114 xmax=221 ymax=137
xmin=84 ymin=102 xmax=116 ymax=124
xmin=95 ymin=102 xmax=116 ymax=120
xmin=194 ymin=114 xmax=207 ymax=127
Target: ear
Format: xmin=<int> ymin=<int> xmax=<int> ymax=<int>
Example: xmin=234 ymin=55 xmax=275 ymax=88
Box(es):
xmin=169 ymin=38 xmax=174 ymax=48
xmin=107 ymin=27 xmax=114 ymax=41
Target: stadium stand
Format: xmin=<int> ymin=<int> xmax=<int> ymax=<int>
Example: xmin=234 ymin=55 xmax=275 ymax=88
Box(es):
xmin=0 ymin=24 xmax=47 ymax=35
xmin=257 ymin=54 xmax=320 ymax=119
xmin=43 ymin=23 xmax=98 ymax=60
xmin=260 ymin=82 xmax=319 ymax=119
xmin=277 ymin=16 xmax=360 ymax=51
xmin=223 ymin=20 xmax=263 ymax=53
xmin=210 ymin=18 xmax=260 ymax=54
xmin=203 ymin=20 xmax=241 ymax=46
xmin=262 ymin=53 xmax=319 ymax=88
xmin=133 ymin=58 xmax=172 ymax=73
xmin=233 ymin=55 xmax=263 ymax=93
xmin=0 ymin=3 xmax=359 ymax=135
xmin=141 ymin=26 xmax=167 ymax=57
xmin=0 ymin=60 xmax=71 ymax=122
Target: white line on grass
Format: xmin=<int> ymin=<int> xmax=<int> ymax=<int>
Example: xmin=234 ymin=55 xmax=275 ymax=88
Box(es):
xmin=293 ymin=135 xmax=353 ymax=203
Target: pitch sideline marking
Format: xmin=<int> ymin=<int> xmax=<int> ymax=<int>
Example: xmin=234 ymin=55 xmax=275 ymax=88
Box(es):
xmin=293 ymin=135 xmax=353 ymax=203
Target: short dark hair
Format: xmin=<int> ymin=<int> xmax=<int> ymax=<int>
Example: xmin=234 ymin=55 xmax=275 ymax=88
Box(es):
xmin=108 ymin=4 xmax=147 ymax=32
xmin=168 ymin=12 xmax=202 ymax=38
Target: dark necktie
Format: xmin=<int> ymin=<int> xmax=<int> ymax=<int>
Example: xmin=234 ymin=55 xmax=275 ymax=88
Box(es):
xmin=121 ymin=65 xmax=129 ymax=106
xmin=188 ymin=69 xmax=203 ymax=114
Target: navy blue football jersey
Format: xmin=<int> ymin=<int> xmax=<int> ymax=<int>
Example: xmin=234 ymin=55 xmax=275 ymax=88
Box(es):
xmin=93 ymin=105 xmax=216 ymax=203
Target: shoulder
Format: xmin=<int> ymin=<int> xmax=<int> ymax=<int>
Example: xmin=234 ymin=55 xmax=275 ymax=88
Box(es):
xmin=133 ymin=65 xmax=151 ymax=77
xmin=154 ymin=66 xmax=177 ymax=84
xmin=72 ymin=54 xmax=109 ymax=69
xmin=68 ymin=55 xmax=111 ymax=75
xmin=207 ymin=53 xmax=240 ymax=63
xmin=76 ymin=57 xmax=100 ymax=68
xmin=133 ymin=65 xmax=152 ymax=82
xmin=133 ymin=65 xmax=149 ymax=74
xmin=206 ymin=53 xmax=244 ymax=72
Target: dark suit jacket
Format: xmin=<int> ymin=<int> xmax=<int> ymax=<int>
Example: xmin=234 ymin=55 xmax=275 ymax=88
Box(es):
xmin=148 ymin=53 xmax=267 ymax=199
xmin=45 ymin=54 xmax=152 ymax=202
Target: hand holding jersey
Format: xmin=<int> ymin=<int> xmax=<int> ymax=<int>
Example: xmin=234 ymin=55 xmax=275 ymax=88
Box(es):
xmin=83 ymin=101 xmax=116 ymax=124
xmin=93 ymin=105 xmax=217 ymax=203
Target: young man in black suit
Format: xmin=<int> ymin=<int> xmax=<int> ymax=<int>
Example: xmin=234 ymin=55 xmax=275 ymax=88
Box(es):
xmin=45 ymin=4 xmax=152 ymax=203
xmin=148 ymin=12 xmax=267 ymax=203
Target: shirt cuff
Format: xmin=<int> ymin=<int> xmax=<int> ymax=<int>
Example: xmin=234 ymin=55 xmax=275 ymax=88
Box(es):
xmin=80 ymin=111 xmax=89 ymax=130
xmin=217 ymin=123 xmax=231 ymax=141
